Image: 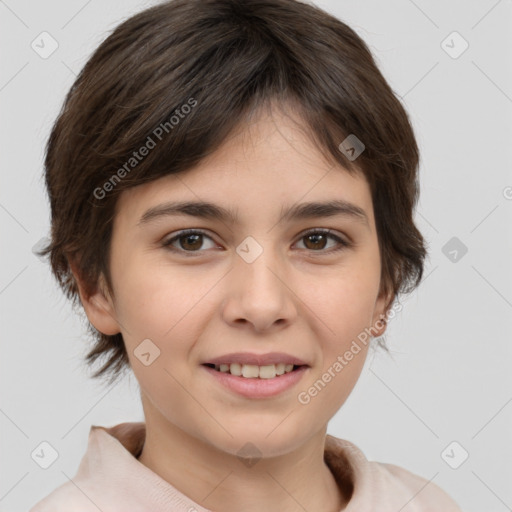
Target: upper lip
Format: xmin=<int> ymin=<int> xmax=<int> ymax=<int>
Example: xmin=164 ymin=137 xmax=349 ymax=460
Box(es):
xmin=203 ymin=352 xmax=309 ymax=367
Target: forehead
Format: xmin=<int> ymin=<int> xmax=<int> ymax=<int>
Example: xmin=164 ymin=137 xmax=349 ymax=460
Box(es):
xmin=114 ymin=107 xmax=374 ymax=230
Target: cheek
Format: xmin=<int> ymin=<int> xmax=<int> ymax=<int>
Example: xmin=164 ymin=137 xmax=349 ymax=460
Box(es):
xmin=113 ymin=257 xmax=217 ymax=349
xmin=297 ymin=345 xmax=369 ymax=424
xmin=297 ymin=265 xmax=380 ymax=346
xmin=295 ymin=275 xmax=375 ymax=415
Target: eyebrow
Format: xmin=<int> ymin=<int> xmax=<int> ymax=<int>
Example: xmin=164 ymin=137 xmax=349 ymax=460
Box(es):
xmin=138 ymin=199 xmax=369 ymax=228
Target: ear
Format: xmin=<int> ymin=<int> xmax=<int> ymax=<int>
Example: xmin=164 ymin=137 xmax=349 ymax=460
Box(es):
xmin=370 ymin=285 xmax=394 ymax=339
xmin=69 ymin=258 xmax=121 ymax=336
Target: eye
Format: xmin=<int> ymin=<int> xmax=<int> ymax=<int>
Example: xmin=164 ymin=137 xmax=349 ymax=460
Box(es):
xmin=162 ymin=228 xmax=351 ymax=256
xmin=162 ymin=229 xmax=217 ymax=255
xmin=294 ymin=229 xmax=351 ymax=253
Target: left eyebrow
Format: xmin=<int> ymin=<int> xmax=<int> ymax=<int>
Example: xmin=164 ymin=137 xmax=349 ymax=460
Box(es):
xmin=138 ymin=199 xmax=370 ymax=228
xmin=280 ymin=199 xmax=369 ymax=228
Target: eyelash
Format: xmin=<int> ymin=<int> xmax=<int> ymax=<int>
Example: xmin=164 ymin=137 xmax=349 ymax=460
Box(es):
xmin=161 ymin=228 xmax=352 ymax=257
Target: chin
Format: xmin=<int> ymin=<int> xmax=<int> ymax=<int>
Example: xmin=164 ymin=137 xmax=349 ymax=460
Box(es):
xmin=207 ymin=420 xmax=315 ymax=460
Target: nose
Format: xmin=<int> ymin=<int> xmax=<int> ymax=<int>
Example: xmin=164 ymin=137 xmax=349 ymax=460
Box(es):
xmin=221 ymin=245 xmax=298 ymax=333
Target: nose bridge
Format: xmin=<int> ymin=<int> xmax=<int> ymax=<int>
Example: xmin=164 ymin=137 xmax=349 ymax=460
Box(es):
xmin=235 ymin=234 xmax=283 ymax=292
xmin=225 ymin=234 xmax=296 ymax=330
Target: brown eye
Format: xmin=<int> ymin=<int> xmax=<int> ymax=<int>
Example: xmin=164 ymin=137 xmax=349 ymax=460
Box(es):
xmin=178 ymin=233 xmax=203 ymax=251
xmin=161 ymin=228 xmax=351 ymax=257
xmin=162 ymin=229 xmax=217 ymax=254
xmin=296 ymin=229 xmax=351 ymax=253
xmin=303 ymin=232 xmax=329 ymax=250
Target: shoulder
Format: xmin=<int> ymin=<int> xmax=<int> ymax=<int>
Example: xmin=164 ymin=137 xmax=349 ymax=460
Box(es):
xmin=324 ymin=435 xmax=463 ymax=511
xmin=28 ymin=423 xmax=143 ymax=512
xmin=29 ymin=481 xmax=98 ymax=512
xmin=377 ymin=462 xmax=463 ymax=511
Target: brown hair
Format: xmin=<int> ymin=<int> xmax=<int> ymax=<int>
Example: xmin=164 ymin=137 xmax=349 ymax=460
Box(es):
xmin=37 ymin=0 xmax=427 ymax=386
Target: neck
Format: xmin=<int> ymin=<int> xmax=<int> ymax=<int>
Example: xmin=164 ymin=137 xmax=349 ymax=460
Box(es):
xmin=137 ymin=402 xmax=349 ymax=512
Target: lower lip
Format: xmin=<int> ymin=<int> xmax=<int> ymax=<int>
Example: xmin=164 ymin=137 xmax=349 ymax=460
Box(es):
xmin=202 ymin=365 xmax=309 ymax=398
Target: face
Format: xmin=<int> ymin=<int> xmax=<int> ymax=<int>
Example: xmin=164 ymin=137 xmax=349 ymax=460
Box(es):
xmin=80 ymin=106 xmax=390 ymax=458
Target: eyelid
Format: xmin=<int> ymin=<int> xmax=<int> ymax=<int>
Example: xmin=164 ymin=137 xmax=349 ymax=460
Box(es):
xmin=161 ymin=228 xmax=219 ymax=254
xmin=161 ymin=227 xmax=352 ymax=255
xmin=296 ymin=227 xmax=349 ymax=243
xmin=295 ymin=228 xmax=352 ymax=253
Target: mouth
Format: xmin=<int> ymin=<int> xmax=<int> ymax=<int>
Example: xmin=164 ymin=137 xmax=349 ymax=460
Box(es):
xmin=201 ymin=362 xmax=309 ymax=398
xmin=202 ymin=362 xmax=307 ymax=379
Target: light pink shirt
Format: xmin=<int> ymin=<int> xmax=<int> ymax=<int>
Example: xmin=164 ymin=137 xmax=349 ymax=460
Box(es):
xmin=29 ymin=422 xmax=462 ymax=511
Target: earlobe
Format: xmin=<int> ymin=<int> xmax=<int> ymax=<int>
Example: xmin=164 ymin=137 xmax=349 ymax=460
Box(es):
xmin=370 ymin=289 xmax=393 ymax=338
xmin=69 ymin=259 xmax=121 ymax=336
xmin=371 ymin=313 xmax=387 ymax=338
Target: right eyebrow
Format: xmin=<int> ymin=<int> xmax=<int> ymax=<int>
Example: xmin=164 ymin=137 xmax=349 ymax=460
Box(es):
xmin=138 ymin=200 xmax=238 ymax=226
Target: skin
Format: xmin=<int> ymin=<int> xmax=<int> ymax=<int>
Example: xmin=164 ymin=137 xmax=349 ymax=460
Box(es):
xmin=73 ymin=104 xmax=391 ymax=512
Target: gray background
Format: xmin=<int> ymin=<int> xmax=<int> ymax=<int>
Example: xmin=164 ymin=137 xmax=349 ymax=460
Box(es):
xmin=1 ymin=0 xmax=511 ymax=510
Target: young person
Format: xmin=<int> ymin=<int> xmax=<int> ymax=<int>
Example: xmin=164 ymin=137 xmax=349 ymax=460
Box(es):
xmin=31 ymin=0 xmax=462 ymax=510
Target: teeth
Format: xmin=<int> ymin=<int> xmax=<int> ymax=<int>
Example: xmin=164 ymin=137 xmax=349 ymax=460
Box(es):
xmin=229 ymin=363 xmax=242 ymax=376
xmin=258 ymin=365 xmax=276 ymax=379
xmin=242 ymin=364 xmax=260 ymax=378
xmin=214 ymin=363 xmax=298 ymax=378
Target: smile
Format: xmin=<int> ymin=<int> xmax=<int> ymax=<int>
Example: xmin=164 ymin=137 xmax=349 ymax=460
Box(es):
xmin=204 ymin=362 xmax=302 ymax=379
xmin=202 ymin=363 xmax=309 ymax=398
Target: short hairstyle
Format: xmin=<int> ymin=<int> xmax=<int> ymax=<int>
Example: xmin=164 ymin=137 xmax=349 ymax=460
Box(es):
xmin=37 ymin=0 xmax=427 ymax=386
